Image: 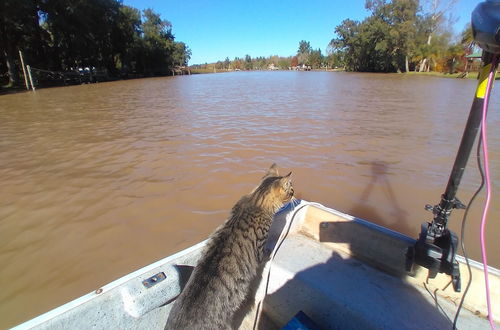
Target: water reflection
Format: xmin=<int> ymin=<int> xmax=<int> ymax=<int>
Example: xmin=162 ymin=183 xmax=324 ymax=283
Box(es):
xmin=350 ymin=161 xmax=411 ymax=235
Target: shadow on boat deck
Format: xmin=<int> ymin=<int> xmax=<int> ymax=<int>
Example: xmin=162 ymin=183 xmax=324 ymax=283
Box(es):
xmin=259 ymin=218 xmax=453 ymax=329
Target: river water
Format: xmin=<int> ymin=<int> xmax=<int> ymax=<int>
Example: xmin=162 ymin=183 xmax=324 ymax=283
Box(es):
xmin=1 ymin=71 xmax=499 ymax=327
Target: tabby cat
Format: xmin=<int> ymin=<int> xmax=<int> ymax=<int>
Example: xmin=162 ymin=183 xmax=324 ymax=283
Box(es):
xmin=165 ymin=164 xmax=294 ymax=329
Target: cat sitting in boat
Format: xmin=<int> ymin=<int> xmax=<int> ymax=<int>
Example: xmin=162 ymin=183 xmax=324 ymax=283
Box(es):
xmin=165 ymin=164 xmax=294 ymax=329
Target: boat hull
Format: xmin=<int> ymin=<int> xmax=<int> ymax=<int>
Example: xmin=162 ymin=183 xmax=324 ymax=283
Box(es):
xmin=13 ymin=201 xmax=499 ymax=329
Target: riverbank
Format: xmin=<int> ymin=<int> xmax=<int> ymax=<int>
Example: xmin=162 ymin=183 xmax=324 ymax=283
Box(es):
xmin=189 ymin=67 xmax=482 ymax=78
xmin=1 ymin=69 xmax=488 ymax=95
xmin=0 ymin=71 xmax=182 ymax=95
xmin=404 ymin=71 xmax=481 ymax=79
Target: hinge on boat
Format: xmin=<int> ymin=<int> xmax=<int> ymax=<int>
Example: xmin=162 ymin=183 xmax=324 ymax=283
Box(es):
xmin=142 ymin=272 xmax=166 ymax=288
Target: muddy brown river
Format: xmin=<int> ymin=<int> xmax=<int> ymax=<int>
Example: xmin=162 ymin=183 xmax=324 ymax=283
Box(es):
xmin=1 ymin=71 xmax=499 ymax=327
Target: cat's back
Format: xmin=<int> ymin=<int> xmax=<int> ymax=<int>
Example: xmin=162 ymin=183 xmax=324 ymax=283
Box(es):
xmin=166 ymin=202 xmax=261 ymax=329
xmin=165 ymin=164 xmax=293 ymax=329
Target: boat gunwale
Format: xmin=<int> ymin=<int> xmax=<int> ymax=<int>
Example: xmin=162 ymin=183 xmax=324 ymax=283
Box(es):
xmin=302 ymin=201 xmax=500 ymax=275
xmin=12 ymin=240 xmax=208 ymax=330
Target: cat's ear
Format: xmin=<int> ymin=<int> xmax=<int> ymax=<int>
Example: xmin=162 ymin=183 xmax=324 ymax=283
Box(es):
xmin=279 ymin=172 xmax=292 ymax=189
xmin=263 ymin=163 xmax=279 ymax=178
xmin=280 ymin=172 xmax=292 ymax=185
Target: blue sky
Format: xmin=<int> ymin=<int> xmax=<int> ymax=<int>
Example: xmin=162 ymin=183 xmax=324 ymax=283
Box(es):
xmin=123 ymin=0 xmax=483 ymax=65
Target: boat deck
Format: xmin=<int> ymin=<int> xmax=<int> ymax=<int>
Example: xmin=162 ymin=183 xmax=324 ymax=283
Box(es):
xmin=260 ymin=234 xmax=488 ymax=329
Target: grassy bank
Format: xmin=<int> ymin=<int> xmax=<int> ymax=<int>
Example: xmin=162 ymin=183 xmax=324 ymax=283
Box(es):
xmin=189 ymin=68 xmax=242 ymax=74
xmin=189 ymin=68 xmax=217 ymax=74
xmin=404 ymin=71 xmax=481 ymax=79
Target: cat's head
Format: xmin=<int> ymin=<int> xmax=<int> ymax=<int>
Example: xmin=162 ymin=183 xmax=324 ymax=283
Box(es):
xmin=252 ymin=163 xmax=294 ymax=212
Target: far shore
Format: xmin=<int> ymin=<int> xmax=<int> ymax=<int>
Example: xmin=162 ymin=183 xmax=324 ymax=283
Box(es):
xmin=190 ymin=67 xmax=483 ymax=80
xmin=1 ymin=69 xmax=489 ymax=95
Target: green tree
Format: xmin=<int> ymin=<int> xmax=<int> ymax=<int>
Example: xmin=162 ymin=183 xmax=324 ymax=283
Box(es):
xmin=0 ymin=0 xmax=47 ymax=85
xmin=417 ymin=0 xmax=457 ymax=71
xmin=141 ymin=8 xmax=175 ymax=74
xmin=297 ymin=40 xmax=312 ymax=65
xmin=388 ymin=0 xmax=419 ymax=72
xmin=330 ymin=0 xmax=425 ymax=72
xmin=324 ymin=53 xmax=342 ymax=69
xmin=460 ymin=24 xmax=474 ymax=54
xmin=244 ymin=54 xmax=252 ymax=70
xmin=232 ymin=57 xmax=243 ymax=70
xmin=278 ymin=57 xmax=291 ymax=69
xmin=298 ymin=40 xmax=312 ymax=55
xmin=113 ymin=5 xmax=142 ymax=73
xmin=255 ymin=56 xmax=268 ymax=69
xmin=309 ymin=48 xmax=323 ymax=69
xmin=172 ymin=42 xmax=191 ymax=66
xmin=329 ymin=19 xmax=360 ymax=70
xmin=215 ymin=61 xmax=224 ymax=70
xmin=363 ymin=0 xmax=418 ymax=72
xmin=224 ymin=57 xmax=231 ymax=70
xmin=41 ymin=0 xmax=123 ymax=73
xmin=0 ymin=0 xmax=191 ymax=87
xmin=359 ymin=16 xmax=395 ymax=72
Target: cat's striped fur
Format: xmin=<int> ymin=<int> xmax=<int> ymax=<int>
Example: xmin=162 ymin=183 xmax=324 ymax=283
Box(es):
xmin=165 ymin=164 xmax=294 ymax=329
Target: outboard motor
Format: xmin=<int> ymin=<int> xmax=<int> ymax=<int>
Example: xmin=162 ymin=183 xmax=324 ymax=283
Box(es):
xmin=406 ymin=0 xmax=500 ymax=292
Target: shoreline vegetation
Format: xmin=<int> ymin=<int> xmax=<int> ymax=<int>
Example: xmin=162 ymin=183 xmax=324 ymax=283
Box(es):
xmin=190 ymin=0 xmax=486 ymax=80
xmin=190 ymin=67 xmax=482 ymax=80
xmin=1 ymin=69 xmax=482 ymax=96
xmin=1 ymin=0 xmax=191 ymax=93
xmin=0 ymin=66 xmax=483 ymax=96
xmin=1 ymin=0 xmax=489 ymax=94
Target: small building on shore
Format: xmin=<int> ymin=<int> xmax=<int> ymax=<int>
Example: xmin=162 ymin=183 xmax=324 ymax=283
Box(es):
xmin=463 ymin=52 xmax=482 ymax=73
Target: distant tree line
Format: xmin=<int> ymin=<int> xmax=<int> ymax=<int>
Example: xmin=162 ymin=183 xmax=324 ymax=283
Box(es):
xmin=192 ymin=41 xmax=339 ymax=72
xmin=205 ymin=0 xmax=473 ymax=74
xmin=1 ymin=0 xmax=191 ymax=87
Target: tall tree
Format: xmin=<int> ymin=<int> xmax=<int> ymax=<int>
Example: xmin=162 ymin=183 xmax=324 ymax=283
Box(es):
xmin=1 ymin=0 xmax=192 ymax=87
xmin=297 ymin=40 xmax=312 ymax=65
xmin=232 ymin=57 xmax=242 ymax=70
xmin=417 ymin=0 xmax=457 ymax=71
xmin=172 ymin=42 xmax=191 ymax=66
xmin=329 ymin=19 xmax=360 ymax=70
xmin=364 ymin=0 xmax=418 ymax=72
xmin=244 ymin=54 xmax=252 ymax=70
xmin=330 ymin=0 xmax=440 ymax=72
xmin=141 ymin=8 xmax=175 ymax=74
xmin=309 ymin=48 xmax=323 ymax=69
xmin=224 ymin=57 xmax=231 ymax=70
xmin=113 ymin=5 xmax=142 ymax=73
xmin=460 ymin=24 xmax=474 ymax=54
xmin=389 ymin=0 xmax=419 ymax=72
xmin=0 ymin=0 xmax=45 ymax=85
xmin=278 ymin=57 xmax=291 ymax=69
xmin=41 ymin=0 xmax=123 ymax=72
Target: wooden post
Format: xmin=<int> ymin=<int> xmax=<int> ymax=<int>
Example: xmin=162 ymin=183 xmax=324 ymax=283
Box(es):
xmin=26 ymin=65 xmax=35 ymax=91
xmin=18 ymin=50 xmax=29 ymax=90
